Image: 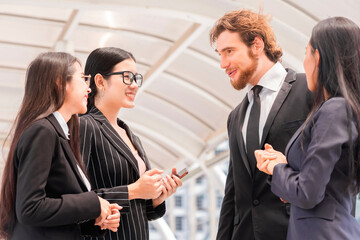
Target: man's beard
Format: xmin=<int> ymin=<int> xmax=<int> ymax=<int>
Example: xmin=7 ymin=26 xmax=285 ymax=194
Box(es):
xmin=231 ymin=51 xmax=258 ymax=90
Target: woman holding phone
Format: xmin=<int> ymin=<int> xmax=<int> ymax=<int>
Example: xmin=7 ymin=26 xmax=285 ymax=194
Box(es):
xmin=80 ymin=47 xmax=182 ymax=239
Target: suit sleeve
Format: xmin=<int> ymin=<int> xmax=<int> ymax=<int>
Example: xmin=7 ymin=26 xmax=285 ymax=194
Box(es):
xmin=216 ymin=159 xmax=235 ymax=240
xmin=80 ymin=117 xmax=131 ymax=213
xmin=80 ymin=220 xmax=105 ymax=237
xmin=216 ymin=115 xmax=235 ymax=240
xmin=146 ymin=200 xmax=166 ymax=221
xmin=15 ymin=123 xmax=101 ymax=227
xmin=271 ymin=100 xmax=356 ymax=209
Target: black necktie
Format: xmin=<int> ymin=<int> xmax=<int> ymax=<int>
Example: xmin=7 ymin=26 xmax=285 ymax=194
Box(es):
xmin=246 ymin=85 xmax=263 ymax=172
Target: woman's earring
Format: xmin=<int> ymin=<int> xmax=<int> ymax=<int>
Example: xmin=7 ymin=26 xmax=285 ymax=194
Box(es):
xmin=101 ymin=89 xmax=105 ymax=97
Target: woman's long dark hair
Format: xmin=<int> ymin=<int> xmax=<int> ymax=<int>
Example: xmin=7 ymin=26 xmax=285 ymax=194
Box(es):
xmin=84 ymin=47 xmax=135 ymax=113
xmin=0 ymin=52 xmax=83 ymax=239
xmin=304 ymin=17 xmax=360 ymax=191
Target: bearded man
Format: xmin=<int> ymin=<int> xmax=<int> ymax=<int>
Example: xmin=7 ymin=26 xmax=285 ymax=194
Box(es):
xmin=210 ymin=9 xmax=313 ymax=240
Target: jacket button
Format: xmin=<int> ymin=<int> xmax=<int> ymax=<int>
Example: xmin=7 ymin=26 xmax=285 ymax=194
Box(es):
xmin=253 ymin=200 xmax=260 ymax=206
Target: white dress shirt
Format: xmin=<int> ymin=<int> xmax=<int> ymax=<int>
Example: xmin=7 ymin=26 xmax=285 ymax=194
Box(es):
xmin=52 ymin=111 xmax=91 ymax=191
xmin=242 ymin=62 xmax=287 ymax=148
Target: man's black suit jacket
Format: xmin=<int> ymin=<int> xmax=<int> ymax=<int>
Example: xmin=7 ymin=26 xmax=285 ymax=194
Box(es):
xmin=217 ymin=69 xmax=313 ymax=240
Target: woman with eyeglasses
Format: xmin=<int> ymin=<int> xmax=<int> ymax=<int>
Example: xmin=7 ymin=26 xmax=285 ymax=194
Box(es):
xmin=0 ymin=52 xmax=122 ymax=240
xmin=79 ymin=47 xmax=182 ymax=240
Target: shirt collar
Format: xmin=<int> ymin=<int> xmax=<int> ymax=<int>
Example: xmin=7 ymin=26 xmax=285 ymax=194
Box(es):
xmin=245 ymin=62 xmax=287 ymax=95
xmin=52 ymin=111 xmax=70 ymax=140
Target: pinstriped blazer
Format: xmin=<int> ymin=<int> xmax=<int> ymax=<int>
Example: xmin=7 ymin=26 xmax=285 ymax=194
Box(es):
xmin=80 ymin=107 xmax=166 ymax=240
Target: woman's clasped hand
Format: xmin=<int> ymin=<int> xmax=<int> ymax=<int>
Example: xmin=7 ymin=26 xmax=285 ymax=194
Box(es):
xmin=95 ymin=197 xmax=122 ymax=232
xmin=254 ymin=144 xmax=288 ymax=175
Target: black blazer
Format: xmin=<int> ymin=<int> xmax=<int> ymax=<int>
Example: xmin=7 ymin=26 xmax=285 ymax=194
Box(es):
xmin=79 ymin=107 xmax=166 ymax=240
xmin=12 ymin=114 xmax=102 ymax=240
xmin=217 ymin=69 xmax=313 ymax=240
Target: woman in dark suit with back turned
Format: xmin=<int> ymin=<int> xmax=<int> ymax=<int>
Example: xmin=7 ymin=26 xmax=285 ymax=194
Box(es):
xmin=80 ymin=47 xmax=182 ymax=240
xmin=255 ymin=17 xmax=360 ymax=239
xmin=0 ymin=52 xmax=121 ymax=240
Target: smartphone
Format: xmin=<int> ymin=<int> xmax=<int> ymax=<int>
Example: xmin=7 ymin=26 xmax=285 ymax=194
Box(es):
xmin=174 ymin=168 xmax=189 ymax=179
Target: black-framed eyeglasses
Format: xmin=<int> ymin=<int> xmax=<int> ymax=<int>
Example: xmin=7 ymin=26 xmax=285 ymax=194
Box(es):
xmin=104 ymin=71 xmax=143 ymax=87
xmin=81 ymin=74 xmax=91 ymax=86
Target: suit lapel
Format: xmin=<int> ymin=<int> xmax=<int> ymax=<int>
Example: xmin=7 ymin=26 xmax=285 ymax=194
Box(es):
xmin=120 ymin=120 xmax=151 ymax=170
xmin=46 ymin=114 xmax=89 ymax=192
xmin=285 ymin=122 xmax=305 ymax=156
xmin=284 ymin=100 xmax=323 ymax=157
xmin=260 ymin=69 xmax=296 ymax=146
xmin=90 ymin=108 xmax=141 ymax=175
xmin=236 ymin=96 xmax=253 ymax=177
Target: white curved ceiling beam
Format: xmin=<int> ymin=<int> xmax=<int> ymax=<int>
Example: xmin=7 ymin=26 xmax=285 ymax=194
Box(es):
xmin=0 ymin=12 xmax=63 ymax=25
xmin=137 ymin=137 xmax=179 ymax=168
xmin=4 ymin=0 xmax=336 ymax=27
xmin=143 ymin=91 xmax=216 ymax=131
xmin=138 ymin=23 xmax=207 ymax=96
xmin=52 ymin=9 xmax=82 ymax=52
xmin=120 ymin=105 xmax=205 ymax=144
xmin=0 ymin=12 xmax=170 ymax=48
xmin=0 ymin=12 xmax=168 ymax=46
xmin=185 ymin=48 xmax=219 ymax=71
xmin=77 ymin=23 xmax=305 ymax=76
xmin=138 ymin=132 xmax=180 ymax=159
xmin=77 ymin=23 xmax=172 ymax=44
xmin=0 ymin=64 xmax=26 ymax=71
xmin=280 ymin=0 xmax=320 ymax=21
xmin=0 ymin=39 xmax=49 ymax=50
xmin=76 ymin=54 xmax=232 ymax=113
xmin=129 ymin=122 xmax=199 ymax=163
xmin=0 ymin=68 xmax=25 ymax=89
xmin=2 ymin=0 xmax=237 ymax=24
xmin=0 ymin=11 xmax=307 ymax=77
xmin=160 ymin=71 xmax=233 ymax=111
